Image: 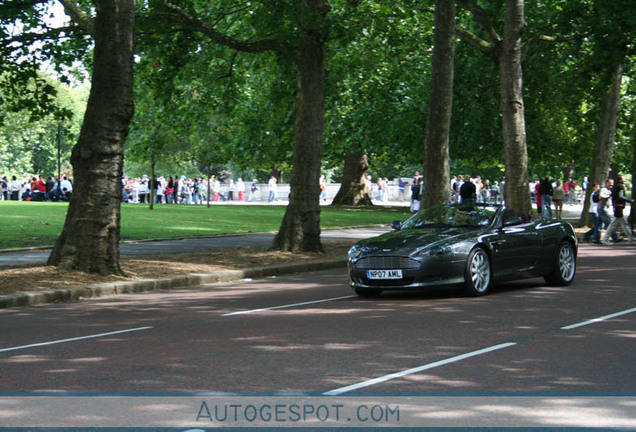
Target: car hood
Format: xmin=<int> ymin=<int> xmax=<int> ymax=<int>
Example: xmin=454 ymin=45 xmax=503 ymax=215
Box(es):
xmin=354 ymin=227 xmax=479 ymax=257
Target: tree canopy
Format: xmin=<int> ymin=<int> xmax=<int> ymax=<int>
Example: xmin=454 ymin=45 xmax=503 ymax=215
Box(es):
xmin=2 ymin=0 xmax=636 ymax=273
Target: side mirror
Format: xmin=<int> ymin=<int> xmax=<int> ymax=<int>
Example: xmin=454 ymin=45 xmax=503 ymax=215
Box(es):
xmin=503 ymin=216 xmax=523 ymax=227
xmin=391 ymin=220 xmax=403 ymax=231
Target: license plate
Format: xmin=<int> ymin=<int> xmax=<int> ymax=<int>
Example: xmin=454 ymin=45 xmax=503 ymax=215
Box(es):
xmin=366 ymin=269 xmax=403 ymax=279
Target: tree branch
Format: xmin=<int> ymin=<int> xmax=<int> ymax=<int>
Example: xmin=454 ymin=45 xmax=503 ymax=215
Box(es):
xmin=455 ymin=25 xmax=493 ymax=54
xmin=456 ymin=0 xmax=501 ymax=44
xmin=162 ymin=1 xmax=296 ymax=59
xmin=58 ymin=0 xmax=94 ymax=35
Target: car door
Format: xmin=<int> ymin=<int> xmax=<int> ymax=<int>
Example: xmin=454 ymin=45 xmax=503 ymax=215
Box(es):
xmin=491 ymin=220 xmax=542 ymax=276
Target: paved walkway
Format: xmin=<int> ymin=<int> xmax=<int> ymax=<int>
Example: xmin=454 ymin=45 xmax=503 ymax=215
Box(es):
xmin=0 ymin=227 xmax=390 ymax=268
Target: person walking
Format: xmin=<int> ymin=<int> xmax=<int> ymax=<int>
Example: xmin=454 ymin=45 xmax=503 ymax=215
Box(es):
xmin=268 ymin=176 xmax=278 ymax=203
xmin=227 ymin=179 xmax=235 ymax=201
xmin=10 ymin=176 xmax=21 ymax=201
xmin=376 ymin=177 xmax=384 ymax=202
xmin=596 ymin=178 xmax=618 ymax=243
xmin=538 ymin=175 xmax=553 ymax=218
xmin=410 ymin=177 xmax=422 ymax=212
xmin=382 ymin=177 xmax=389 ymax=204
xmin=248 ymin=179 xmax=259 ymax=202
xmin=0 ymin=176 xmax=8 ymax=200
xmin=213 ymin=177 xmax=221 ymax=202
xmin=552 ymin=180 xmax=565 ymax=219
xmin=319 ymin=175 xmax=328 ymax=203
xmin=582 ymin=182 xmax=600 ymax=242
xmin=236 ymin=178 xmax=245 ymax=202
xmin=398 ymin=177 xmax=407 ymax=202
xmin=459 ymin=175 xmax=476 ymax=204
xmin=602 ymin=175 xmax=635 ymax=245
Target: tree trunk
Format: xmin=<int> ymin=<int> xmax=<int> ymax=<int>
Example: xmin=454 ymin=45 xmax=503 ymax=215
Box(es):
xmin=500 ymin=0 xmax=531 ymax=216
xmin=162 ymin=0 xmax=329 ymax=253
xmin=47 ymin=0 xmax=135 ymax=275
xmin=578 ymin=65 xmax=622 ymax=227
xmin=331 ymin=150 xmax=373 ymax=206
xmin=562 ymin=161 xmax=575 ymax=185
xmin=272 ymin=0 xmax=328 ymax=253
xmin=422 ymin=0 xmax=455 ymax=208
xmin=270 ymin=166 xmax=284 ymax=183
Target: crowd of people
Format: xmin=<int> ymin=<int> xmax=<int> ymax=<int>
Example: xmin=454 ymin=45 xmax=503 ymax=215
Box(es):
xmin=0 ymin=175 xmax=73 ymax=202
xmin=394 ymin=173 xmax=504 ymax=211
xmin=397 ymin=171 xmax=633 ymax=245
xmin=119 ymin=175 xmax=286 ymax=205
xmin=3 ymin=170 xmax=634 ymax=246
xmin=582 ymin=175 xmax=634 ymax=245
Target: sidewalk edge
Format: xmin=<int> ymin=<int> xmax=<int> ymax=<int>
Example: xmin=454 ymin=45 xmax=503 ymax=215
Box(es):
xmin=0 ymin=259 xmax=348 ymax=309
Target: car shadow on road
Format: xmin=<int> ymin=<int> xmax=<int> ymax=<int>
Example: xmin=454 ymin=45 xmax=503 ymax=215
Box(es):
xmin=353 ymin=278 xmax=563 ymax=302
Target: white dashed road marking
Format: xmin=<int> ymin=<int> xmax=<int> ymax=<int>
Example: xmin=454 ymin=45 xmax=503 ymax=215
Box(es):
xmin=221 ymin=295 xmax=357 ymax=316
xmin=324 ymin=342 xmax=518 ymax=395
xmin=0 ymin=326 xmax=153 ymax=353
xmin=561 ymin=307 xmax=636 ymax=330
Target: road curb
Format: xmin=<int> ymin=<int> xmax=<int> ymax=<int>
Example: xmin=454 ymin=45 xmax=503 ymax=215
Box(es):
xmin=0 ymin=259 xmax=348 ymax=309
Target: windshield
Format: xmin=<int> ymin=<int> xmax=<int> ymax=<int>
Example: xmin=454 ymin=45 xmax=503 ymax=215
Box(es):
xmin=401 ymin=204 xmax=499 ymax=229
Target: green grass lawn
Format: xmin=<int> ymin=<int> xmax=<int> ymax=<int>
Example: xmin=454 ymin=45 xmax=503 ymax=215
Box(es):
xmin=0 ymin=201 xmax=411 ymax=250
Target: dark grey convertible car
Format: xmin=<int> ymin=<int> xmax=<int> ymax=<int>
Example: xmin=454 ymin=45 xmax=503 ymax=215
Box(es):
xmin=348 ymin=204 xmax=577 ymax=297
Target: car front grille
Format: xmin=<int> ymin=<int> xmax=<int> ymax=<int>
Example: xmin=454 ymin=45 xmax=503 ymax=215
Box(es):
xmin=354 ymin=256 xmax=420 ymax=270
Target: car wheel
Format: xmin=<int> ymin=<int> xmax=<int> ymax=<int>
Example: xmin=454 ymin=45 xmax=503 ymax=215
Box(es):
xmin=354 ymin=288 xmax=382 ymax=297
xmin=464 ymin=247 xmax=492 ymax=296
xmin=544 ymin=241 xmax=576 ymax=286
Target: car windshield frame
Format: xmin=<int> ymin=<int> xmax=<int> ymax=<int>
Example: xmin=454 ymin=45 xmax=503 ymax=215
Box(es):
xmin=401 ymin=204 xmax=500 ymax=230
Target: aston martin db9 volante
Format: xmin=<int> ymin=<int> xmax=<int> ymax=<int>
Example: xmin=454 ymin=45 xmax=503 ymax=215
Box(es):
xmin=348 ymin=204 xmax=577 ymax=297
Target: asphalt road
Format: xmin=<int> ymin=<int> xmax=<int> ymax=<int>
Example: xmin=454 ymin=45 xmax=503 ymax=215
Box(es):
xmin=0 ymin=242 xmax=634 ymax=395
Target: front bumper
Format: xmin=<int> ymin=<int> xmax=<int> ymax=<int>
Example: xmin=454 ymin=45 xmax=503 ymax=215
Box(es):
xmin=348 ymin=256 xmax=465 ymax=290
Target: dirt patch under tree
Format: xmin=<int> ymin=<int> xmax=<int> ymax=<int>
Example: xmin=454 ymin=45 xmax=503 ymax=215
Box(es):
xmin=0 ymin=241 xmax=355 ymax=298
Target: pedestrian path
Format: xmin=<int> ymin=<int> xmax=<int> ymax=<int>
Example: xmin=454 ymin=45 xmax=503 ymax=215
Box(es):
xmin=0 ymin=227 xmax=390 ymax=268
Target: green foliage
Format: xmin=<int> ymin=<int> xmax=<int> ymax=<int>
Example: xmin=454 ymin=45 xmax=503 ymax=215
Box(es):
xmin=614 ymin=76 xmax=636 ymax=173
xmin=3 ymin=0 xmax=635 ymax=187
xmin=450 ymin=39 xmax=501 ymax=175
xmin=0 ymin=73 xmax=86 ymax=177
xmin=130 ymin=1 xmax=300 ymax=177
xmin=323 ymin=0 xmax=435 ymax=176
xmin=0 ymin=0 xmax=93 ymax=121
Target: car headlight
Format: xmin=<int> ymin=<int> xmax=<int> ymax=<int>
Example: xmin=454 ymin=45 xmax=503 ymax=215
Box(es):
xmin=416 ymin=244 xmax=454 ymax=257
xmin=348 ymin=246 xmax=363 ymax=262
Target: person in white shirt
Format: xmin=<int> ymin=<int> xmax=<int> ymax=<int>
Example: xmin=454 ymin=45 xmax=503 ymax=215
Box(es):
xmin=10 ymin=176 xmax=21 ymax=201
xmin=236 ymin=178 xmax=245 ymax=201
xmin=596 ymin=178 xmax=617 ymax=243
xmin=268 ymin=176 xmax=278 ymax=202
xmin=213 ymin=177 xmax=221 ymax=201
xmin=582 ymin=182 xmax=600 ymax=242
